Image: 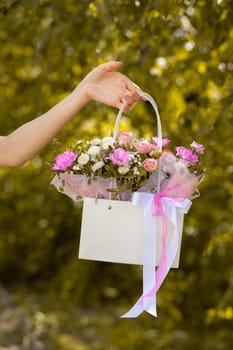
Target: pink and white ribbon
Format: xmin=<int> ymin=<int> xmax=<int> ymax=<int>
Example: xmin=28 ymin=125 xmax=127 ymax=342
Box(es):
xmin=121 ymin=187 xmax=192 ymax=318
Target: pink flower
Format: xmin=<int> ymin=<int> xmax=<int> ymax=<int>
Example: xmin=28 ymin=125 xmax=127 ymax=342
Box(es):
xmin=134 ymin=140 xmax=152 ymax=154
xmin=191 ymin=141 xmax=205 ymax=154
xmin=143 ymin=158 xmax=158 ymax=172
xmin=117 ymin=131 xmax=132 ymax=147
xmin=176 ymin=146 xmax=199 ymax=164
xmin=152 ymin=137 xmax=170 ymax=147
xmin=109 ymin=147 xmax=130 ymax=166
xmin=52 ymin=151 xmax=78 ymax=171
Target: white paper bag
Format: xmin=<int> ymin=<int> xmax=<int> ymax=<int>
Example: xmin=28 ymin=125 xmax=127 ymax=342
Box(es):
xmin=78 ymin=197 xmax=184 ymax=268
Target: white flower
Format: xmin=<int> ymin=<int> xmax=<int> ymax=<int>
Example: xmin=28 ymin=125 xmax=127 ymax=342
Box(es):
xmin=90 ymin=138 xmax=101 ymax=146
xmin=92 ymin=161 xmax=105 ymax=172
xmin=87 ymin=145 xmax=101 ymax=158
xmin=78 ymin=153 xmax=90 ymax=165
xmin=101 ymin=136 xmax=115 ymax=150
xmin=133 ymin=166 xmax=140 ymax=175
xmin=72 ymin=164 xmax=81 ymax=171
xmin=76 ymin=140 xmax=84 ymax=145
xmin=118 ymin=166 xmax=130 ymax=175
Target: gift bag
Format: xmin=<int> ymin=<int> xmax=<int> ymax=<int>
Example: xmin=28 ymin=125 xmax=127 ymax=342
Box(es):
xmin=79 ymin=197 xmax=185 ymax=268
xmin=78 ymin=93 xmax=190 ymax=268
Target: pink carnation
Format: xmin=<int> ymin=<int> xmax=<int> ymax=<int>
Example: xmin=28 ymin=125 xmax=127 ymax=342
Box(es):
xmin=176 ymin=146 xmax=199 ymax=164
xmin=152 ymin=137 xmax=170 ymax=147
xmin=191 ymin=141 xmax=205 ymax=154
xmin=118 ymin=131 xmax=132 ymax=147
xmin=134 ymin=140 xmax=152 ymax=154
xmin=52 ymin=151 xmax=78 ymax=171
xmin=143 ymin=158 xmax=158 ymax=172
xmin=109 ymin=147 xmax=130 ymax=166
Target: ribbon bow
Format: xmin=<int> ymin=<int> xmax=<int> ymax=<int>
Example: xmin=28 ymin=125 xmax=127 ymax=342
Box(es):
xmin=121 ymin=186 xmax=191 ymax=318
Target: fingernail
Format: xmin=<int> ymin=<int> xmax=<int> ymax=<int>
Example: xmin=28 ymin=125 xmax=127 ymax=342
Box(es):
xmin=132 ymin=83 xmax=140 ymax=89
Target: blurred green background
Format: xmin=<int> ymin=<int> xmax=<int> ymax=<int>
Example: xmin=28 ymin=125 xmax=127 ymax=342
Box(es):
xmin=0 ymin=0 xmax=233 ymax=349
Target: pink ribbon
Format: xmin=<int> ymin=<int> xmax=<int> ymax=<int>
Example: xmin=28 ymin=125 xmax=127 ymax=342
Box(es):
xmin=140 ymin=186 xmax=188 ymax=304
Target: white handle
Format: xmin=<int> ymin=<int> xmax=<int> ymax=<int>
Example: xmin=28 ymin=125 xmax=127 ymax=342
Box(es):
xmin=113 ymin=92 xmax=163 ymax=193
xmin=113 ymin=92 xmax=163 ymax=150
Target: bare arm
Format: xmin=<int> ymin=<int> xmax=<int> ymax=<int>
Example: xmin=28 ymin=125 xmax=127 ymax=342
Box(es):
xmin=0 ymin=61 xmax=143 ymax=167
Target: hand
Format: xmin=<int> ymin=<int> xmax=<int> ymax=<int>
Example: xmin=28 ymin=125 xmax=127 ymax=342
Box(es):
xmin=78 ymin=61 xmax=144 ymax=111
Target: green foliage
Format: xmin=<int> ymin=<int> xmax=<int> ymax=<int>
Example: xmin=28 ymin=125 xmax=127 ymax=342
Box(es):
xmin=0 ymin=0 xmax=233 ymax=349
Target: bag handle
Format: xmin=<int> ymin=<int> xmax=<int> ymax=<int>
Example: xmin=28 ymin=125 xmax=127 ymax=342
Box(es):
xmin=113 ymin=92 xmax=163 ymax=193
xmin=113 ymin=92 xmax=163 ymax=151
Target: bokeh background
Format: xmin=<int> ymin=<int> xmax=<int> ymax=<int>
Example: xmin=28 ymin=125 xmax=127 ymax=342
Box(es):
xmin=0 ymin=0 xmax=233 ymax=349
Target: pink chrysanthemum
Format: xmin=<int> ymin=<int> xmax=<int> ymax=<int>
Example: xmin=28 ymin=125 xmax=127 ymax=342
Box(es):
xmin=152 ymin=137 xmax=170 ymax=147
xmin=52 ymin=151 xmax=78 ymax=171
xmin=109 ymin=147 xmax=130 ymax=166
xmin=191 ymin=141 xmax=205 ymax=154
xmin=176 ymin=146 xmax=199 ymax=164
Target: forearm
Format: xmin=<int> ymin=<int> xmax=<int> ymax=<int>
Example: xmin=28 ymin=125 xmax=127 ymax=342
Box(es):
xmin=0 ymin=61 xmax=143 ymax=168
xmin=0 ymin=85 xmax=88 ymax=167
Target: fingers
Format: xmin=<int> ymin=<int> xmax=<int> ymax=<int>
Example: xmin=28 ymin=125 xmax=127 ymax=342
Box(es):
xmin=120 ymin=90 xmax=143 ymax=107
xmin=121 ymin=93 xmax=134 ymax=107
xmin=100 ymin=62 xmax=143 ymax=98
xmin=100 ymin=61 xmax=123 ymax=72
xmin=117 ymin=101 xmax=130 ymax=113
xmin=125 ymin=79 xmax=145 ymax=102
xmin=126 ymin=79 xmax=141 ymax=91
xmin=88 ymin=61 xmax=144 ymax=111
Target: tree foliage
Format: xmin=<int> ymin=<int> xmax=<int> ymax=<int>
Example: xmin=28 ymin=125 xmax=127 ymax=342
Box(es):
xmin=0 ymin=0 xmax=233 ymax=349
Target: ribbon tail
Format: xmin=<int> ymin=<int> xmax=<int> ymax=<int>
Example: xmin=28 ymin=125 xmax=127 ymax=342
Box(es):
xmin=136 ymin=205 xmax=181 ymax=315
xmin=120 ymin=297 xmax=144 ymax=318
xmin=121 ymin=203 xmax=158 ymax=318
xmin=142 ymin=294 xmax=157 ymax=317
xmin=121 ymin=294 xmax=157 ymax=318
xmin=155 ymin=214 xmax=167 ymax=291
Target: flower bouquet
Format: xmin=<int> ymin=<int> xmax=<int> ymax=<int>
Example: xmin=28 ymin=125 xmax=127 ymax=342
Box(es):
xmin=50 ymin=92 xmax=205 ymax=318
xmin=51 ymin=130 xmax=204 ymax=202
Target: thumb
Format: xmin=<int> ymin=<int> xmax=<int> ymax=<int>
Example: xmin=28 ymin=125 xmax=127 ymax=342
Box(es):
xmin=100 ymin=61 xmax=123 ymax=72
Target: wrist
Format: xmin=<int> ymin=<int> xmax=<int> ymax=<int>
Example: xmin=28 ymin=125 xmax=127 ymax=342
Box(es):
xmin=73 ymin=81 xmax=92 ymax=106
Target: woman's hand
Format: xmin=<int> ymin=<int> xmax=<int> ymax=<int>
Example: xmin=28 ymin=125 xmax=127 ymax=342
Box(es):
xmin=78 ymin=61 xmax=144 ymax=111
xmin=0 ymin=61 xmax=144 ymax=167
